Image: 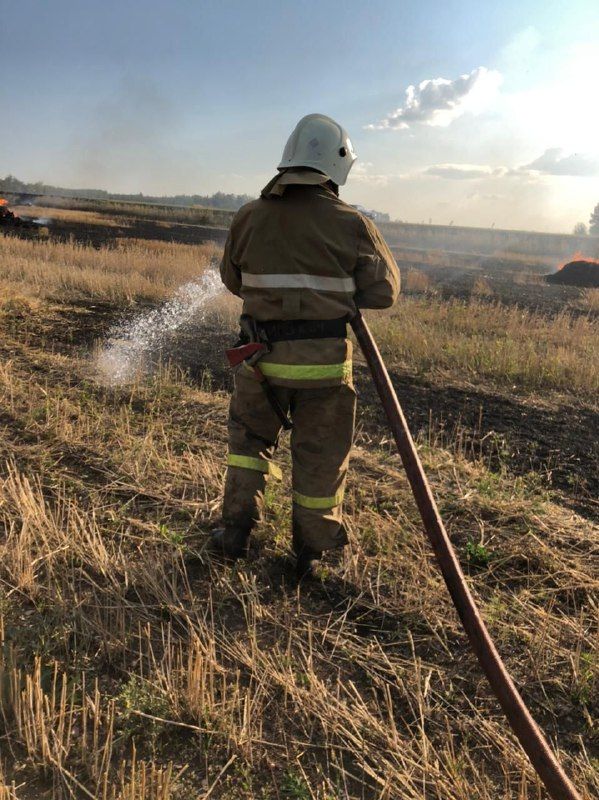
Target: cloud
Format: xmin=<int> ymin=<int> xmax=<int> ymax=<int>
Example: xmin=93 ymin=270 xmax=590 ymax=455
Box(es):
xmin=424 ymin=164 xmax=507 ymax=180
xmin=367 ymin=67 xmax=502 ymax=130
xmin=420 ymin=150 xmax=598 ymax=182
xmin=521 ymin=148 xmax=599 ymax=176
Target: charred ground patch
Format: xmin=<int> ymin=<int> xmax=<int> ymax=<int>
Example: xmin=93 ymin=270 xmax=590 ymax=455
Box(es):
xmin=5 ymin=208 xmax=229 ymax=249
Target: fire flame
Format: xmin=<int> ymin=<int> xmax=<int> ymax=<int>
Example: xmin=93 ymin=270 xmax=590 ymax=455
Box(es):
xmin=0 ymin=199 xmax=8 ymax=207
xmin=557 ymin=250 xmax=599 ymax=271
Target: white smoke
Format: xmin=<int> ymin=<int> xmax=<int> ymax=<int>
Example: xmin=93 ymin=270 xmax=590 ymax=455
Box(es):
xmin=368 ymin=66 xmax=502 ymax=130
xmin=95 ymin=269 xmax=224 ymax=385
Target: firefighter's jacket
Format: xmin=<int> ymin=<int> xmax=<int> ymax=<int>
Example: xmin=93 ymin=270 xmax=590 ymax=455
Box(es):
xmin=220 ymin=170 xmax=400 ymax=388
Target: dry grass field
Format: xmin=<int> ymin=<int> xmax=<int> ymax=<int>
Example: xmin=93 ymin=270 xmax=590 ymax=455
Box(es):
xmin=0 ymin=236 xmax=223 ymax=304
xmin=370 ymin=296 xmax=598 ymax=394
xmin=0 ymin=227 xmax=597 ymax=799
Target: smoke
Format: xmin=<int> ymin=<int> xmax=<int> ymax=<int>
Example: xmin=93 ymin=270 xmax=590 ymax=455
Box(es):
xmin=367 ymin=67 xmax=502 ymax=130
xmin=70 ymin=76 xmax=201 ymax=192
xmin=95 ymin=269 xmax=224 ymax=386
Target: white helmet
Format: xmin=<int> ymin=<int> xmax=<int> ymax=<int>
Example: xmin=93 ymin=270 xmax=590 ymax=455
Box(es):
xmin=278 ymin=113 xmax=357 ymax=186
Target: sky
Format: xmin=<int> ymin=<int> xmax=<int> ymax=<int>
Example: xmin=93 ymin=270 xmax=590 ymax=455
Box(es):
xmin=1 ymin=0 xmax=598 ymax=232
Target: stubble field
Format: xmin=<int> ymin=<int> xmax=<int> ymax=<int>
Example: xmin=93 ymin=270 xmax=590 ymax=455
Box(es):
xmin=0 ymin=209 xmax=597 ymax=799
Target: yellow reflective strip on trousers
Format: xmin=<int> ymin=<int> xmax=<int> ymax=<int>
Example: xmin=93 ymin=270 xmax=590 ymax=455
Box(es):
xmin=259 ymin=360 xmax=352 ymax=381
xmin=293 ymin=489 xmax=345 ymax=509
xmin=227 ymin=454 xmax=282 ymax=480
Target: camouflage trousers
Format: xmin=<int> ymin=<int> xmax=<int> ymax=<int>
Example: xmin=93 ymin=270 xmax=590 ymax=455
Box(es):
xmin=222 ymin=369 xmax=356 ymax=552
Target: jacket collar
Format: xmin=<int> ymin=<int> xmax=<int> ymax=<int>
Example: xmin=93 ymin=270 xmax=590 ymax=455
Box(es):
xmin=261 ymin=169 xmax=330 ymax=198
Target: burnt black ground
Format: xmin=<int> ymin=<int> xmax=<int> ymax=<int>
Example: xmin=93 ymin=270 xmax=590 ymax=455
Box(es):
xmin=354 ymin=364 xmax=598 ymax=516
xmin=409 ymin=266 xmax=588 ymax=316
xmin=2 ymin=215 xmax=229 ymax=248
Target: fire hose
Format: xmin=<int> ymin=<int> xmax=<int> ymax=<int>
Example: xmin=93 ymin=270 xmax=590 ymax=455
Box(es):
xmin=350 ymin=311 xmax=582 ymax=800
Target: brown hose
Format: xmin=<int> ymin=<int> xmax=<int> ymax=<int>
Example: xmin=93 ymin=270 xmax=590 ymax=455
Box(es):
xmin=351 ymin=311 xmax=582 ymax=800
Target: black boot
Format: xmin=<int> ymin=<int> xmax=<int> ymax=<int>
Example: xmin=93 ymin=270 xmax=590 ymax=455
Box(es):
xmin=209 ymin=526 xmax=250 ymax=560
xmin=295 ymin=546 xmax=322 ymax=581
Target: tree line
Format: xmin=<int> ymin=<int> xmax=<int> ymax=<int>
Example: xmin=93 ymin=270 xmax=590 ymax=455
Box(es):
xmin=0 ymin=175 xmax=254 ymax=212
xmin=2 ymin=173 xmax=598 ymax=234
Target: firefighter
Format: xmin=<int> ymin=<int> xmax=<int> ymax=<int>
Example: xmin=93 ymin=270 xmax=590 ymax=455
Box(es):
xmin=211 ymin=113 xmax=400 ymax=579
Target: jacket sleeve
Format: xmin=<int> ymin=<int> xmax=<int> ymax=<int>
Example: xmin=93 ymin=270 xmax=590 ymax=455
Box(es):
xmin=353 ymin=215 xmax=400 ymax=309
xmin=219 ymin=221 xmax=242 ymax=297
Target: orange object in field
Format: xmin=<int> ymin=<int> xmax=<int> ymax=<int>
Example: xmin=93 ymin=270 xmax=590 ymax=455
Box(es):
xmin=0 ymin=199 xmax=8 ymax=206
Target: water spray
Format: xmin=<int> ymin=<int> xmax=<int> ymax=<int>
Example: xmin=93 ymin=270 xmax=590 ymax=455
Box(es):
xmin=96 ymin=269 xmax=223 ymax=385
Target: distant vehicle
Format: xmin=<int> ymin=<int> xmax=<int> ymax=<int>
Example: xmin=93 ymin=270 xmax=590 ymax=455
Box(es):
xmin=350 ymin=204 xmax=390 ymax=223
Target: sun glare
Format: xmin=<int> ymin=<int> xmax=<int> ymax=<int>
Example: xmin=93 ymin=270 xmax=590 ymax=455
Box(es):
xmin=513 ymin=44 xmax=599 ymax=153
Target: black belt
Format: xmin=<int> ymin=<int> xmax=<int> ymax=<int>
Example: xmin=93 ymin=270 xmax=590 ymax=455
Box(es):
xmin=256 ymin=317 xmax=348 ymax=343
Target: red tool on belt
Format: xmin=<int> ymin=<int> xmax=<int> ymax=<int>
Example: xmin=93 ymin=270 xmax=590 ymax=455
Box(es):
xmin=225 ymin=341 xmax=293 ymax=430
